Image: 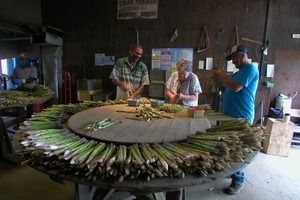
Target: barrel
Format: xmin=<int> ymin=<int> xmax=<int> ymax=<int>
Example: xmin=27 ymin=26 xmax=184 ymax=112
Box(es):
xmin=275 ymin=97 xmax=292 ymax=114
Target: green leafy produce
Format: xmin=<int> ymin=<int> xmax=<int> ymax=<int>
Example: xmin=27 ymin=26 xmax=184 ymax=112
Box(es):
xmin=18 ymin=84 xmax=54 ymax=97
xmin=84 ymin=118 xmax=121 ymax=132
xmin=158 ymin=104 xmax=186 ymax=113
xmin=17 ymin=100 xmax=264 ymax=183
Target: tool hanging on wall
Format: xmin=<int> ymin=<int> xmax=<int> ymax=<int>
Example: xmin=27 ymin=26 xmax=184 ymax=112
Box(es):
xmin=241 ymin=37 xmax=263 ymax=45
xmin=235 ymin=25 xmax=239 ymax=45
xmin=129 ymin=28 xmax=140 ymax=48
xmin=263 ymin=40 xmax=269 ymax=55
xmin=197 ymin=26 xmax=210 ymax=53
xmin=240 ymin=37 xmax=263 ymax=59
xmin=170 ymin=29 xmax=179 ymax=42
xmin=226 ymin=26 xmax=239 ymax=53
xmin=135 ymin=28 xmax=139 ymax=44
xmin=240 ymin=37 xmax=269 ymax=58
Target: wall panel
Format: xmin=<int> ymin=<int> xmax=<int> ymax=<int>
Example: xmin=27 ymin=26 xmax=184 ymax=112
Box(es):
xmin=40 ymin=0 xmax=300 ymax=123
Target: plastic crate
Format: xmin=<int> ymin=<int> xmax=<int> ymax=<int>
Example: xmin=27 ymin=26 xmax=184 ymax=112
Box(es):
xmin=150 ymin=99 xmax=164 ymax=107
xmin=127 ymin=99 xmax=140 ymax=107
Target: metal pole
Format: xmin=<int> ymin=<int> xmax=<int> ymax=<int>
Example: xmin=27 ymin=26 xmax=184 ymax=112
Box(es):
xmin=259 ymin=0 xmax=271 ymax=79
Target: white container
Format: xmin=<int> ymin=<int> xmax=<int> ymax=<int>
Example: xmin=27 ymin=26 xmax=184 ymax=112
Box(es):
xmin=284 ymin=113 xmax=291 ymax=123
xmin=275 ymin=97 xmax=292 ymax=114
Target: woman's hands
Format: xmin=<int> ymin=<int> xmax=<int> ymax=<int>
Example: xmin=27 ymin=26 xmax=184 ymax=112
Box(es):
xmin=170 ymin=93 xmax=185 ymax=103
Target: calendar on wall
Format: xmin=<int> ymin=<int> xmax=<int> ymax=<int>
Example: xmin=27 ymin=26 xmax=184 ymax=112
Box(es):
xmin=151 ymin=48 xmax=193 ymax=71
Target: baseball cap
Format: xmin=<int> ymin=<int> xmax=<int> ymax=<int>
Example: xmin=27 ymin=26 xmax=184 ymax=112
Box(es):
xmin=19 ymin=52 xmax=30 ymax=59
xmin=225 ymin=45 xmax=248 ymax=61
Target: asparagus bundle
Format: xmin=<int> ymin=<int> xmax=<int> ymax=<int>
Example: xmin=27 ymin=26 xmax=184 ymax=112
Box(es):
xmin=0 ymin=91 xmax=37 ymax=107
xmin=17 ymin=84 xmax=54 ymax=97
xmin=158 ymin=104 xmax=186 ymax=113
xmin=17 ymin=101 xmax=264 ymax=183
xmin=84 ymin=118 xmax=121 ymax=132
xmin=193 ymin=104 xmax=212 ymax=111
xmin=124 ymin=105 xmax=173 ymax=121
xmin=140 ymin=97 xmax=151 ymax=104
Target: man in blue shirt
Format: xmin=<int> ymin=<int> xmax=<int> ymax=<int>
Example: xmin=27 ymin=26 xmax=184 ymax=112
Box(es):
xmin=211 ymin=45 xmax=259 ymax=195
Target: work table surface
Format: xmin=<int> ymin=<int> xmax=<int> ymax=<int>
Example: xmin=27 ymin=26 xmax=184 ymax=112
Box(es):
xmin=68 ymin=104 xmax=213 ymax=144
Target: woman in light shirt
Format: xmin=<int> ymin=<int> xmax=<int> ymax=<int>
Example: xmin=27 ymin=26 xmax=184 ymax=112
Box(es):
xmin=165 ymin=59 xmax=202 ymax=106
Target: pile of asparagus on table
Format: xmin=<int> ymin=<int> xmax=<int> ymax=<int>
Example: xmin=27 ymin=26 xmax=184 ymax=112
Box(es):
xmin=16 ymin=99 xmax=264 ymax=182
xmin=0 ymin=85 xmax=54 ymax=108
xmin=0 ymin=91 xmax=37 ymax=107
xmin=17 ymin=84 xmax=54 ymax=97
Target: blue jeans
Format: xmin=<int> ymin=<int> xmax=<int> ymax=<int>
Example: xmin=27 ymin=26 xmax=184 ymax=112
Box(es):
xmin=231 ymin=171 xmax=245 ymax=185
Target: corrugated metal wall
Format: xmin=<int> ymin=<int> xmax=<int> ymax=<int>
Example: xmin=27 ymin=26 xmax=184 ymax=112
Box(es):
xmin=41 ymin=0 xmax=300 ymax=123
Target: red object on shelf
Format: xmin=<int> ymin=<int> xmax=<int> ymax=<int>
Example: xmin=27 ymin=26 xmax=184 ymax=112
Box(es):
xmin=33 ymin=103 xmax=44 ymax=113
xmin=57 ymin=71 xmax=72 ymax=104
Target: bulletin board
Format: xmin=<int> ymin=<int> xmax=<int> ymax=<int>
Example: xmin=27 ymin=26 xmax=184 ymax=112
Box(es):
xmin=151 ymin=48 xmax=193 ymax=71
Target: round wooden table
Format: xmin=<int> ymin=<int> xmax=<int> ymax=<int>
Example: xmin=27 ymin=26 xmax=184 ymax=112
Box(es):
xmin=68 ymin=104 xmax=211 ymax=144
xmin=13 ymin=104 xmax=256 ymax=200
xmin=30 ymin=149 xmax=257 ymax=200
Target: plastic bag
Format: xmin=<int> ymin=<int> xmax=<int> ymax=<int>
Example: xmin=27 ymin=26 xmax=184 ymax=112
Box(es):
xmin=268 ymin=107 xmax=283 ymax=119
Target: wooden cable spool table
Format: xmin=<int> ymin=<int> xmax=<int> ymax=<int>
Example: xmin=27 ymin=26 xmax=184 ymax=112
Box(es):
xmin=67 ymin=104 xmax=211 ymax=144
xmin=66 ymin=104 xmax=256 ymax=199
xmin=14 ymin=104 xmax=257 ymax=200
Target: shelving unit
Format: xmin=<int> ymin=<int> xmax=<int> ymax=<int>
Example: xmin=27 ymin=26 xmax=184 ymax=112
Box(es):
xmin=148 ymin=69 xmax=170 ymax=100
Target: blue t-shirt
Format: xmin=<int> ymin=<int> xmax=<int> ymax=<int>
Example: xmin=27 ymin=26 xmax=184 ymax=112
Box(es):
xmin=222 ymin=63 xmax=259 ymax=124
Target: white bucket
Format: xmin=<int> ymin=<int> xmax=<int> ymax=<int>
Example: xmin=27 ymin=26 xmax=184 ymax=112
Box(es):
xmin=275 ymin=97 xmax=292 ymax=114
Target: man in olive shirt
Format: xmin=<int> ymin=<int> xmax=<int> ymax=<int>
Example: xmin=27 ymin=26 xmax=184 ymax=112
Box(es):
xmin=110 ymin=44 xmax=149 ymax=100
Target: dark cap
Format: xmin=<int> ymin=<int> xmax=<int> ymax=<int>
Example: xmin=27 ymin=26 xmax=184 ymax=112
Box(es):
xmin=225 ymin=45 xmax=248 ymax=61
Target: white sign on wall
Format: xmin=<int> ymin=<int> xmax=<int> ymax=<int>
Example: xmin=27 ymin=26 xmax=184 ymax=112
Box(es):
xmin=117 ymin=0 xmax=158 ymax=20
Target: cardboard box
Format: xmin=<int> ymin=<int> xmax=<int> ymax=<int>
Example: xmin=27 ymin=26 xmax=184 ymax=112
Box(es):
xmin=92 ymin=93 xmax=111 ymax=102
xmin=77 ymin=89 xmax=103 ymax=101
xmin=188 ymin=108 xmax=205 ymax=118
xmin=263 ymin=118 xmax=294 ymax=157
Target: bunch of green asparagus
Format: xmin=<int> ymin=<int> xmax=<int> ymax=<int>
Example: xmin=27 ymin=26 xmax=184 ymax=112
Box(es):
xmin=123 ymin=105 xmax=173 ymax=121
xmin=18 ymin=106 xmax=264 ymax=183
xmin=158 ymin=104 xmax=186 ymax=113
xmin=139 ymin=97 xmax=151 ymax=104
xmin=0 ymin=91 xmax=37 ymax=107
xmin=84 ymin=118 xmax=120 ymax=132
xmin=17 ymin=84 xmax=54 ymax=97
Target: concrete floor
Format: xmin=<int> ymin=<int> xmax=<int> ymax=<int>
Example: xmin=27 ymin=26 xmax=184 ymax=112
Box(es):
xmin=1 ymin=145 xmax=300 ymax=200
